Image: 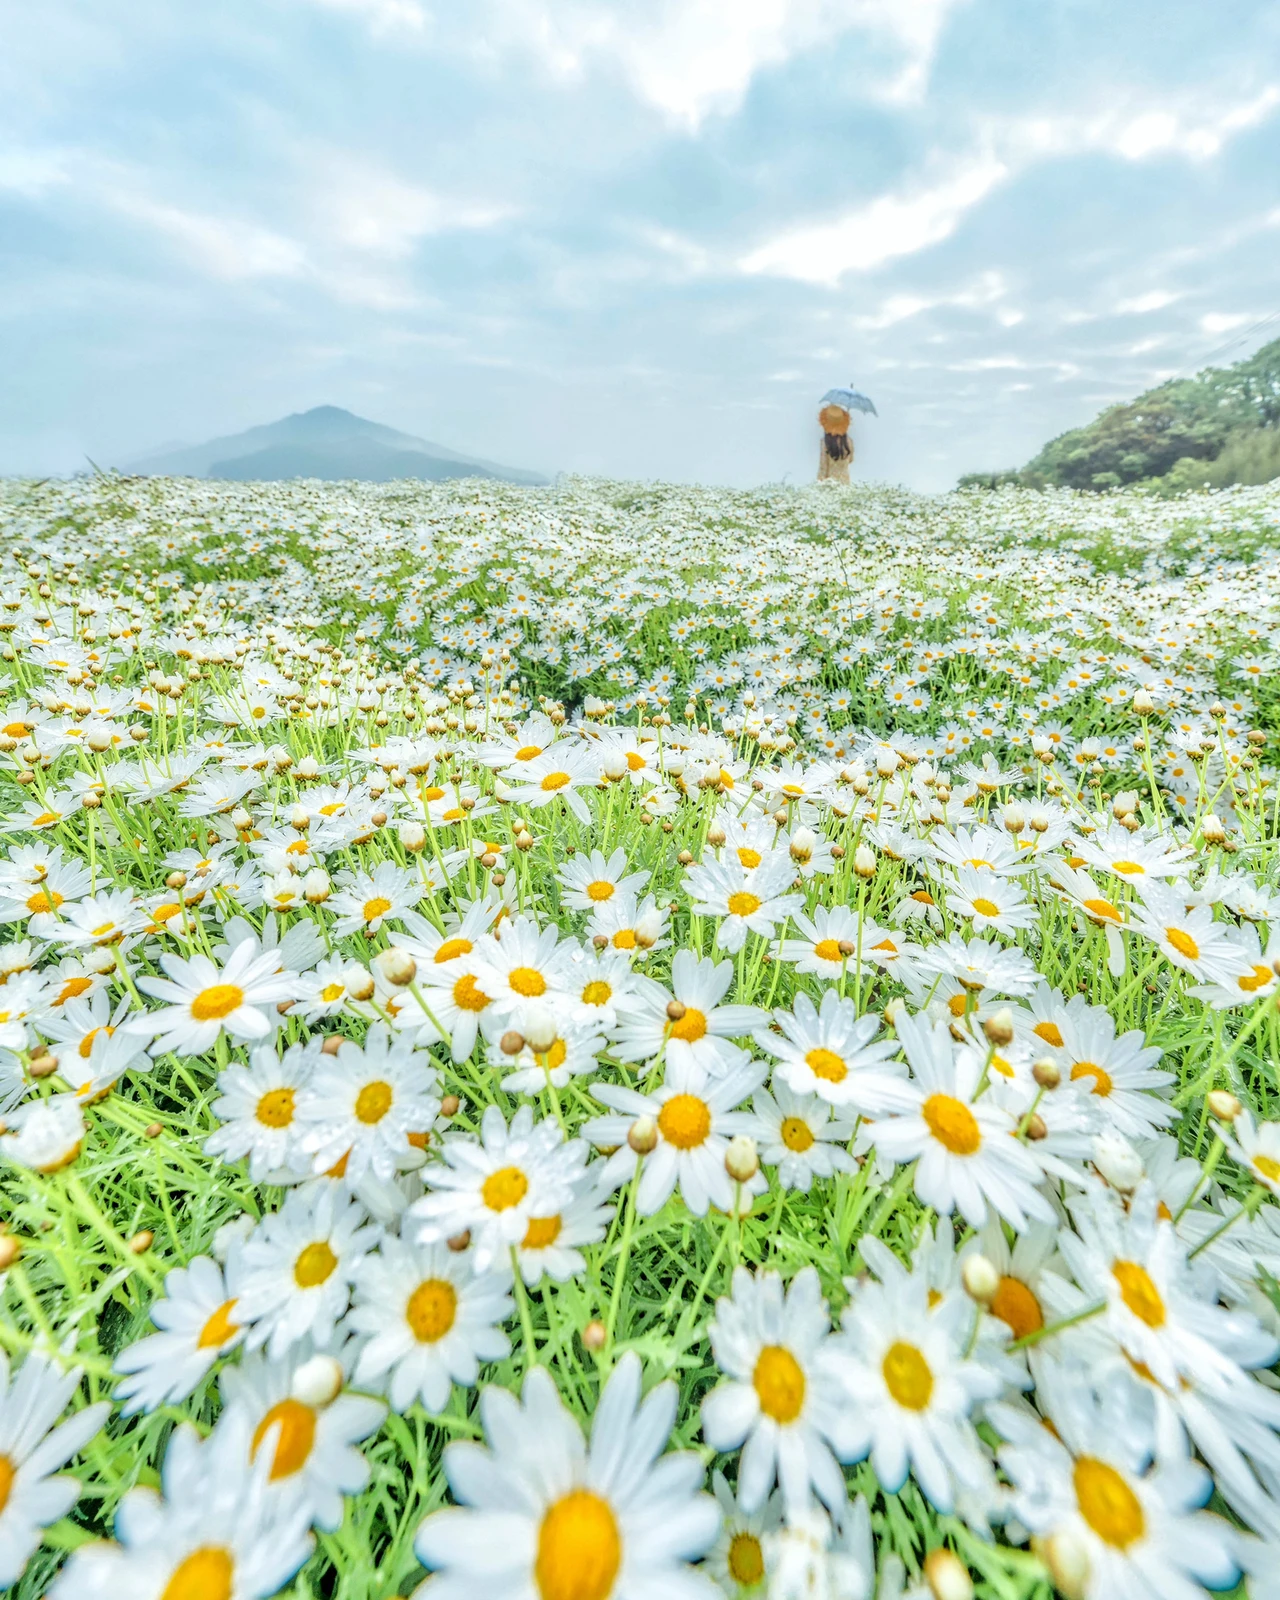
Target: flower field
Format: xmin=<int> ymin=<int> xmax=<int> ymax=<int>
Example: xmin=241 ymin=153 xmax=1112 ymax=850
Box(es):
xmin=1 ymin=469 xmax=1280 ymax=1600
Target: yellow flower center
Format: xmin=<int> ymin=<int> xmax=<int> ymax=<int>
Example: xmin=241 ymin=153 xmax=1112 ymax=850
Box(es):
xmin=0 ymin=1454 xmax=14 ymax=1515
xmin=482 ymin=1165 xmax=529 ymax=1212
xmin=31 ymin=811 xmax=60 ymax=826
xmin=160 ymin=1545 xmax=234 ymax=1600
xmin=753 ymin=1344 xmax=806 ymax=1422
xmin=514 ymin=744 xmax=542 ymax=760
xmin=1254 ymin=1154 xmax=1280 ymax=1183
xmin=321 ymin=982 xmax=345 ymax=1001
xmin=727 ymin=1530 xmax=765 ymax=1587
xmin=668 ymin=1006 xmax=707 ymax=1042
xmin=256 ymin=1087 xmax=296 ymax=1127
xmin=540 ymin=771 xmax=572 ymax=792
xmin=805 ymin=1047 xmax=847 ymax=1083
xmin=1240 ymin=965 xmax=1273 ymax=993
xmin=293 ymin=1240 xmax=337 ymax=1288
xmin=780 ymin=1117 xmax=814 ymax=1152
xmin=882 ymin=1341 xmax=933 ymax=1410
xmin=971 ymin=897 xmax=1000 ymax=918
xmin=948 ymin=993 xmax=969 ymax=1017
xmin=1033 ymin=1020 xmax=1063 ymax=1048
xmin=1112 ymin=860 xmax=1145 ymax=876
xmin=197 ymin=1299 xmax=241 ymax=1349
xmin=586 ymin=880 xmax=614 ymax=902
xmin=1165 ymin=927 xmax=1199 ymax=960
xmin=727 ymin=891 xmax=762 ymax=917
xmin=990 ymin=1276 xmax=1043 ymax=1341
xmin=581 ymin=980 xmax=612 ymax=1006
xmin=813 ymin=938 xmax=843 ymax=962
xmin=534 ymin=1038 xmax=568 ymax=1072
xmin=435 ymin=936 xmax=473 ymax=963
xmin=363 ymin=896 xmax=392 ymax=923
xmin=626 ymin=751 xmax=645 ymax=771
xmin=406 ymin=1277 xmax=458 ymax=1342
xmin=1073 ymin=1456 xmax=1145 ymax=1549
xmin=737 ymin=847 xmax=762 ymax=868
xmin=1083 ymin=897 xmax=1122 ymax=923
xmin=522 ymin=1214 xmax=563 ymax=1249
xmin=922 ymin=1093 xmax=981 ymax=1156
xmin=1112 ymin=1260 xmax=1165 ymax=1327
xmin=535 ymin=1488 xmax=622 ymax=1600
xmin=355 ymin=1080 xmax=393 ymax=1124
xmin=26 ymin=889 xmax=63 ymax=915
xmin=612 ymin=929 xmax=637 ymax=950
xmin=657 ymin=1093 xmax=712 ymax=1149
xmin=508 ymin=965 xmax=547 ymax=997
xmin=78 ymin=1024 xmax=114 ymax=1059
xmin=453 ymin=973 xmax=491 ymax=1012
xmin=57 ymin=976 xmax=93 ymax=1003
xmin=251 ymin=1398 xmax=316 ymax=1481
xmin=1070 ymin=1061 xmax=1113 ymax=1097
xmin=191 ymin=983 xmax=244 ymax=1021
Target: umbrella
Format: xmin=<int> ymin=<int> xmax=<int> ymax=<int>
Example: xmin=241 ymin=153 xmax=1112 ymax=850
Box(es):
xmin=821 ymin=386 xmax=878 ymax=416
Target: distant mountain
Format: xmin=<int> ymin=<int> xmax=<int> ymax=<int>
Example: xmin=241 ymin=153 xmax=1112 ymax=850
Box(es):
xmin=960 ymin=337 xmax=1280 ymax=494
xmin=119 ymin=405 xmax=548 ymax=485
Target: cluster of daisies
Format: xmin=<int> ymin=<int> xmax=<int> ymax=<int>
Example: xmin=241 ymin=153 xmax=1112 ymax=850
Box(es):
xmin=0 ymin=473 xmax=1277 ymax=1600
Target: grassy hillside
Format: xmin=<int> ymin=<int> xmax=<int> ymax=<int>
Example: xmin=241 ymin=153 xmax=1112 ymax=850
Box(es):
xmin=962 ymin=334 xmax=1280 ymax=494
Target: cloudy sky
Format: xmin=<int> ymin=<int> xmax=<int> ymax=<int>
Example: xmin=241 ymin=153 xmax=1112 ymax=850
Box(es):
xmin=3 ymin=0 xmax=1278 ymax=489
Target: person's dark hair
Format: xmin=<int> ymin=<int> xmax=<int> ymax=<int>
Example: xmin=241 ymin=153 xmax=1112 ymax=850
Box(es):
xmin=823 ymin=432 xmax=852 ymax=460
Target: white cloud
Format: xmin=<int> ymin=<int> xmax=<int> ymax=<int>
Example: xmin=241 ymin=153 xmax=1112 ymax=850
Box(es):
xmin=299 ymin=0 xmax=429 ymax=37
xmin=106 ymin=192 xmax=307 ymax=280
xmin=496 ymin=0 xmax=963 ymax=128
xmin=1116 ymin=290 xmax=1181 ymax=314
xmin=741 ymin=154 xmax=1007 ymax=282
xmin=1200 ymin=311 xmax=1253 ymax=334
xmin=0 ymin=148 xmax=70 ymax=197
xmin=316 ymin=161 xmax=513 ymax=258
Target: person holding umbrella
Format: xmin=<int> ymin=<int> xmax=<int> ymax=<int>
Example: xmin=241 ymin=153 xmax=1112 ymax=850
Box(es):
xmin=817 ymin=385 xmax=876 ymax=483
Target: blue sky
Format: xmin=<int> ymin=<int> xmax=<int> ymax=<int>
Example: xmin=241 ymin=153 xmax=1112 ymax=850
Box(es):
xmin=2 ymin=0 xmax=1278 ymax=489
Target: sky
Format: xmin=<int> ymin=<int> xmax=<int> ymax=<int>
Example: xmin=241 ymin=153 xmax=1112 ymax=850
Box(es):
xmin=2 ymin=0 xmax=1279 ymax=491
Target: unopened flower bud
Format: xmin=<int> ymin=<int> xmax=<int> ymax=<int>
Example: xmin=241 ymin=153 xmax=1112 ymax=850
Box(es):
xmin=1092 ymin=1132 xmax=1143 ymax=1194
xmin=1201 ymin=813 xmax=1227 ymax=845
xmin=346 ymin=964 xmax=375 ymax=1002
xmin=924 ymin=1549 xmax=973 ymax=1600
xmin=230 ymin=806 xmax=252 ymax=831
xmin=1112 ymin=789 xmax=1138 ymax=819
xmin=884 ymin=996 xmax=908 ymax=1028
xmin=1207 ymin=1089 xmax=1242 ymax=1122
xmin=1031 ymin=735 xmax=1052 ymax=756
xmin=706 ymin=823 xmax=726 ymax=848
xmin=399 ymin=819 xmax=426 ymax=852
xmin=853 ymin=844 xmax=877 ymax=880
xmin=289 ymin=804 xmax=310 ymax=831
xmin=601 ymin=749 xmax=628 ymax=782
xmin=303 ymin=867 xmax=331 ymax=903
xmin=85 ymin=724 xmax=113 ymax=753
xmin=291 ymin=1354 xmax=344 ymax=1408
xmin=725 ymin=1135 xmax=759 ymax=1184
xmin=1032 ymin=1057 xmax=1060 ymax=1090
xmin=1133 ymin=689 xmax=1155 ymax=716
xmin=440 ymin=1094 xmax=460 ymax=1117
xmin=634 ymin=909 xmax=663 ymax=949
xmin=376 ymin=947 xmax=417 ymax=987
xmin=789 ymin=827 xmax=816 ymax=864
xmin=446 ymin=1230 xmax=471 ymax=1252
xmin=961 ymin=1253 xmax=1000 ymax=1305
xmin=0 ymin=1235 xmax=21 ymax=1271
xmin=500 ymin=1031 xmax=526 ymax=1056
xmin=128 ymin=1229 xmax=154 ymax=1255
xmin=523 ymin=1004 xmax=557 ymax=1054
xmin=982 ymin=1008 xmax=1014 ymax=1048
xmin=666 ymin=999 xmax=687 ymax=1022
xmin=876 ymin=747 xmax=900 ymax=777
xmin=1002 ymin=804 xmax=1025 ymax=835
xmin=628 ymin=1115 xmax=658 ymax=1155
xmin=581 ymin=1318 xmax=607 ymax=1351
xmin=1039 ymin=1530 xmax=1089 ymax=1600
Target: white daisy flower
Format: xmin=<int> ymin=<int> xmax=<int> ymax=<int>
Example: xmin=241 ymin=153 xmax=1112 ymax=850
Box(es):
xmin=868 ymin=1012 xmax=1056 ymax=1230
xmin=992 ymin=1362 xmax=1238 ymax=1600
xmin=825 ymin=1240 xmax=1001 ymax=1515
xmin=557 ymin=847 xmax=650 ymax=913
xmin=754 ymin=989 xmax=903 ymax=1112
xmin=409 ymin=1104 xmax=581 ymax=1271
xmin=220 ymin=1347 xmax=386 ymax=1532
xmin=704 ymin=1472 xmax=782 ymax=1597
xmin=205 ymin=1038 xmax=317 ymax=1182
xmin=944 ymin=864 xmax=1037 ymax=937
xmin=1218 ymin=1107 xmax=1280 ymax=1197
xmin=1055 ymin=1005 xmax=1174 ymax=1139
xmin=0 ymin=1351 xmax=109 ymax=1588
xmin=127 ymin=937 xmax=299 ymax=1056
xmin=0 ymin=1092 xmax=85 ymax=1173
xmin=701 ymin=1266 xmax=850 ymax=1516
xmin=488 ymin=1012 xmax=607 ymax=1095
xmin=749 ymin=1083 xmax=856 ymax=1192
xmin=611 ymin=949 xmax=765 ymax=1072
xmin=114 ymin=1255 xmax=246 ymax=1414
xmin=684 ymin=854 xmax=804 ymax=954
xmin=499 ymin=741 xmax=601 ymax=822
xmin=586 ymin=1043 xmax=766 ymax=1217
xmin=561 ymin=945 xmax=647 ymax=1031
xmin=347 ymin=1236 xmax=513 ymax=1411
xmin=327 ymin=860 xmax=423 ymax=937
xmin=236 ymin=1183 xmax=381 ymax=1358
xmin=511 ymin=1178 xmax=614 ymax=1287
xmin=398 ymin=952 xmax=500 ymax=1062
xmin=1128 ymin=883 xmax=1244 ymax=984
xmin=296 ymin=1023 xmax=441 ymax=1183
xmin=469 ymin=915 xmax=574 ymax=1027
xmin=49 ymin=1409 xmax=314 ymax=1599
xmin=414 ymin=1351 xmax=720 ymax=1600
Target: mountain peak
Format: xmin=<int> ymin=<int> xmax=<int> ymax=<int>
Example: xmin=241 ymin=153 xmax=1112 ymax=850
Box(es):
xmin=119 ymin=406 xmax=547 ymax=485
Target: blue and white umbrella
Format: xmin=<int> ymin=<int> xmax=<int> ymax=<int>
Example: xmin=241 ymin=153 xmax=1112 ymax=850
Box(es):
xmin=821 ymin=386 xmax=878 ymax=416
